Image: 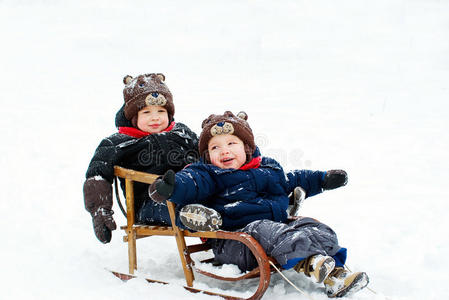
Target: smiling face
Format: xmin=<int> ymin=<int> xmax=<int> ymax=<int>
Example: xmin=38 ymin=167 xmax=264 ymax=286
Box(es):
xmin=136 ymin=105 xmax=169 ymax=133
xmin=208 ymin=134 xmax=247 ymax=169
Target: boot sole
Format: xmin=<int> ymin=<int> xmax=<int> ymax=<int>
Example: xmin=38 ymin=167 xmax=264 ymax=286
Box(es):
xmin=334 ymin=272 xmax=369 ymax=298
xmin=317 ymin=257 xmax=335 ymax=283
xmin=180 ymin=204 xmax=222 ymax=231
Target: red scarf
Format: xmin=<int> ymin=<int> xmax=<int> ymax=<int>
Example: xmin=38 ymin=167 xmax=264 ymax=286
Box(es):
xmin=239 ymin=156 xmax=262 ymax=170
xmin=118 ymin=122 xmax=175 ymax=138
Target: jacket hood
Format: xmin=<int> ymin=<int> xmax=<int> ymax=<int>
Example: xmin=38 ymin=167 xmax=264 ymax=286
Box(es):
xmin=115 ymin=104 xmax=133 ymax=128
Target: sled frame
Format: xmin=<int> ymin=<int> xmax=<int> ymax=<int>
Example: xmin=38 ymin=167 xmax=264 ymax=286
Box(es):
xmin=113 ymin=166 xmax=273 ymax=300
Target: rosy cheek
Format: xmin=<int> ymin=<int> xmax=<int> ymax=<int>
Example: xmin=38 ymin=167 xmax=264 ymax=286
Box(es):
xmin=210 ymin=154 xmax=220 ymax=165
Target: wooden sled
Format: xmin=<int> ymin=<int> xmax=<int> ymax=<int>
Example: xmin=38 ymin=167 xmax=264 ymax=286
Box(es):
xmin=112 ymin=166 xmax=275 ymax=300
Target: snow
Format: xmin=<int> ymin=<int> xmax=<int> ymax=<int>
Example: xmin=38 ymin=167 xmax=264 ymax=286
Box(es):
xmin=224 ymin=201 xmax=242 ymax=208
xmin=1 ymin=0 xmax=448 ymax=299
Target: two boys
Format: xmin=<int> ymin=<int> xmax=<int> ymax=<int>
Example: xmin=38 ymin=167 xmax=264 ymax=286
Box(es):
xmin=84 ymin=76 xmax=369 ymax=297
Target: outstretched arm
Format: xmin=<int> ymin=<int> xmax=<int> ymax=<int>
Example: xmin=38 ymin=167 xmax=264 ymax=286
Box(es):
xmin=149 ymin=166 xmax=216 ymax=206
xmin=286 ymin=169 xmax=325 ymax=198
xmin=286 ymin=169 xmax=348 ymax=198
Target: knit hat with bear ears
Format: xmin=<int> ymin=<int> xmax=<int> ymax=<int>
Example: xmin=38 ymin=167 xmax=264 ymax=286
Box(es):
xmin=122 ymin=73 xmax=174 ymax=128
xmin=199 ymin=111 xmax=256 ymax=163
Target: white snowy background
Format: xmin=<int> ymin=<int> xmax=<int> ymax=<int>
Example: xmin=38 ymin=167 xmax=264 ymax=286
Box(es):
xmin=1 ymin=0 xmax=448 ymax=299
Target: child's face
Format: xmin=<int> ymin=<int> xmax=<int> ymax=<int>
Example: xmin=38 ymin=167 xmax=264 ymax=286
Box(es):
xmin=208 ymin=134 xmax=246 ymax=169
xmin=136 ymin=105 xmax=169 ymax=133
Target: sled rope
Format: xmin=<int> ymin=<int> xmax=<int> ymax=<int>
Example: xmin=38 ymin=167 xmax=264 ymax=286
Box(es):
xmin=344 ymin=264 xmax=391 ymax=300
xmin=114 ymin=176 xmax=127 ymax=218
xmin=269 ymin=260 xmax=315 ymax=300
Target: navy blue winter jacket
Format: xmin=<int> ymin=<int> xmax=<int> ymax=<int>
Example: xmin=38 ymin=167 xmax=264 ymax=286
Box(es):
xmin=169 ymin=148 xmax=325 ymax=230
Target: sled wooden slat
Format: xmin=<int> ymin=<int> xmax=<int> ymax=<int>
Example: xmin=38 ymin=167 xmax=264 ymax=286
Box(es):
xmin=186 ymin=242 xmax=211 ymax=254
xmin=113 ymin=166 xmax=272 ymax=300
xmin=120 ymin=224 xmax=175 ymax=236
xmin=114 ymin=166 xmax=159 ymax=184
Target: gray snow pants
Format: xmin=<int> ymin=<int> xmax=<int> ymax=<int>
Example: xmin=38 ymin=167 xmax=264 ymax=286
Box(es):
xmin=210 ymin=217 xmax=343 ymax=272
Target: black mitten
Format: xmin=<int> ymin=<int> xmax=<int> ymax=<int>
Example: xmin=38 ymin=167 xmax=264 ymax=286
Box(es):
xmin=148 ymin=170 xmax=175 ymax=203
xmin=322 ymin=169 xmax=348 ymax=190
xmin=83 ymin=177 xmax=117 ymax=243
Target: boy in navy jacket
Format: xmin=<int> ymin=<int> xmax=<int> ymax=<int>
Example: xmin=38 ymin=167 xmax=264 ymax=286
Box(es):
xmin=149 ymin=111 xmax=344 ymax=231
xmin=149 ymin=111 xmax=369 ymax=298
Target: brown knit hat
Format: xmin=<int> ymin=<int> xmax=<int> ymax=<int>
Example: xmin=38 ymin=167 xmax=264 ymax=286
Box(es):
xmin=122 ymin=73 xmax=174 ymax=127
xmin=199 ymin=111 xmax=256 ymax=163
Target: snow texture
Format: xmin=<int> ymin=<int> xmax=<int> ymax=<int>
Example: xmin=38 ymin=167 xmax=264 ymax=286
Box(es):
xmin=1 ymin=0 xmax=448 ymax=299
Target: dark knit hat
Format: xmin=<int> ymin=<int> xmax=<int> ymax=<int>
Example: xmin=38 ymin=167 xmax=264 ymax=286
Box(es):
xmin=122 ymin=73 xmax=174 ymax=127
xmin=199 ymin=111 xmax=256 ymax=163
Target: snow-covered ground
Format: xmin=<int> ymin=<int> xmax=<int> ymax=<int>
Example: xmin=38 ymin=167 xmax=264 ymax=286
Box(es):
xmin=1 ymin=1 xmax=448 ymax=299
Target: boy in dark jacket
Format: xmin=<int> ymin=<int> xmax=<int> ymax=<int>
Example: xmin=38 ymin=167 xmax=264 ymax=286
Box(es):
xmin=83 ymin=73 xmax=199 ymax=244
xmin=149 ymin=111 xmax=369 ymax=298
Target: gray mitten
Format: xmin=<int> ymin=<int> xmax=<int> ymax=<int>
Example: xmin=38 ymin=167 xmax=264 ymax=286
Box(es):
xmin=289 ymin=186 xmax=306 ymax=217
xmin=322 ymin=170 xmax=348 ymax=190
xmin=83 ymin=177 xmax=117 ymax=243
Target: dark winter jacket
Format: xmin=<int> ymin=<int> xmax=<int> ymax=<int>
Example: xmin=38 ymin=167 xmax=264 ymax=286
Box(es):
xmin=85 ymin=106 xmax=199 ymax=224
xmin=169 ymin=148 xmax=325 ymax=230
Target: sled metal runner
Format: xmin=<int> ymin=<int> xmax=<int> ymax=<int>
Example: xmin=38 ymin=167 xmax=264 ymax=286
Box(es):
xmin=110 ymin=270 xmax=247 ymax=300
xmin=112 ymin=166 xmax=274 ymax=300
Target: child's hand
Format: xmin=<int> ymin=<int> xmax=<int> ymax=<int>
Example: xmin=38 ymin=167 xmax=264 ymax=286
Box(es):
xmin=83 ymin=177 xmax=117 ymax=243
xmin=322 ymin=170 xmax=348 ymax=190
xmin=92 ymin=207 xmax=116 ymax=243
xmin=148 ymin=170 xmax=175 ymax=202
